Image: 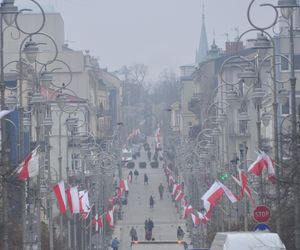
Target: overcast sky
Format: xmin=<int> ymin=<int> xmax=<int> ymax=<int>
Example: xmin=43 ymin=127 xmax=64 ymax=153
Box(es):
xmin=17 ymin=0 xmax=272 ymax=81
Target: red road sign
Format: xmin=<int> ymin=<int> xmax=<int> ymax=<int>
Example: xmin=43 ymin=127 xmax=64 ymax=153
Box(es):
xmin=253 ymin=205 xmax=271 ymax=223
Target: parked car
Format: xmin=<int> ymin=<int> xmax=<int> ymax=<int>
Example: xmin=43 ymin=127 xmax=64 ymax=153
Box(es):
xmin=150 ymin=161 xmax=159 ymax=168
xmin=127 ymin=161 xmax=135 ymax=169
xmin=139 ymin=162 xmax=147 ymax=168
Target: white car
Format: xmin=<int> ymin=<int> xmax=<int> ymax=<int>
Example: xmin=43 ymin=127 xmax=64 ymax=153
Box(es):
xmin=122 ymin=148 xmax=133 ymax=162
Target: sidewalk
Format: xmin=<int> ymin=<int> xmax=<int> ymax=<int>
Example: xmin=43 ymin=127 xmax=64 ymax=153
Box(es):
xmin=112 ymin=146 xmax=188 ymax=250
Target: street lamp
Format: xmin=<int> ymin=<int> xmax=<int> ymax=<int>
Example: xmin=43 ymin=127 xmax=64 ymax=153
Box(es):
xmin=0 ymin=0 xmax=18 ymax=26
xmin=23 ymin=38 xmax=39 ymax=64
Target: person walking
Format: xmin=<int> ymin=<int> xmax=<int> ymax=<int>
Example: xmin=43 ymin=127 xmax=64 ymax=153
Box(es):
xmin=128 ymin=170 xmax=133 ymax=183
xmin=144 ymin=173 xmax=149 ymax=185
xmin=111 ymin=237 xmax=120 ymax=250
xmin=134 ymin=169 xmax=139 ymax=183
xmin=149 ymin=195 xmax=155 ymax=208
xmin=148 ymin=218 xmax=154 ymax=232
xmin=130 ymin=226 xmax=138 ymax=241
xmin=158 ymin=183 xmax=164 ymax=200
xmin=177 ymin=226 xmax=185 ymax=240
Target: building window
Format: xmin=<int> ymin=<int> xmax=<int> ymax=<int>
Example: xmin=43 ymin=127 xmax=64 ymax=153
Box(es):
xmin=71 ymin=153 xmax=81 ymax=172
xmin=239 ymin=120 xmax=248 ymax=135
xmin=281 ymin=54 xmax=300 ymax=71
xmin=188 ymin=121 xmax=192 ymax=126
xmin=280 ymin=97 xmax=290 ymax=115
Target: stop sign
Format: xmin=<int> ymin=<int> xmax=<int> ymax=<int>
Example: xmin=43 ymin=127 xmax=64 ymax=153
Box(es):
xmin=253 ymin=205 xmax=271 ymax=223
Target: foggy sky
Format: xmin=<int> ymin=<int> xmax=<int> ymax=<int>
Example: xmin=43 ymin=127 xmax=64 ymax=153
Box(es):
xmin=17 ymin=0 xmax=272 ymax=81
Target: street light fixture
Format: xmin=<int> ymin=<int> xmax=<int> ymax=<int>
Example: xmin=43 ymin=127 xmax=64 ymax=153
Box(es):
xmin=23 ymin=38 xmax=39 ymax=64
xmin=0 ymin=0 xmax=18 ymax=26
xmin=277 ymin=0 xmax=298 ymax=19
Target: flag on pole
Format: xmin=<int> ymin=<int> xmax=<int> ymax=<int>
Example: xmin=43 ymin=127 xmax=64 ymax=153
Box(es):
xmin=191 ymin=213 xmax=200 ymax=226
xmin=66 ymin=186 xmax=80 ymax=214
xmin=18 ymin=147 xmax=40 ymax=181
xmin=172 ymin=183 xmax=181 ymax=196
xmin=175 ymin=190 xmax=185 ymax=202
xmin=182 ymin=204 xmax=194 ymax=219
xmin=79 ymin=191 xmax=91 ymax=219
xmin=105 ymin=208 xmax=114 ymax=228
xmin=53 ymin=181 xmax=67 ymax=214
xmin=168 ymin=175 xmax=176 ymax=185
xmin=119 ymin=179 xmax=129 ymax=191
xmin=92 ymin=214 xmax=103 ymax=232
xmin=232 ymin=169 xmax=254 ymax=203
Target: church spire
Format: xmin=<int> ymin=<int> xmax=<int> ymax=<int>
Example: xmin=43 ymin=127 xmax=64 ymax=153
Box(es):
xmin=195 ymin=4 xmax=209 ymax=64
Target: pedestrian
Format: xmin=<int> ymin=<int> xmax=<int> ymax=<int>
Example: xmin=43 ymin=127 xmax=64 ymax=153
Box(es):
xmin=149 ymin=195 xmax=155 ymax=208
xmin=130 ymin=226 xmax=138 ymax=241
xmin=177 ymin=226 xmax=185 ymax=240
xmin=148 ymin=218 xmax=154 ymax=232
xmin=111 ymin=237 xmax=120 ymax=250
xmin=144 ymin=219 xmax=148 ymax=233
xmin=144 ymin=173 xmax=149 ymax=185
xmin=158 ymin=183 xmax=164 ymax=200
xmin=128 ymin=170 xmax=133 ymax=183
xmin=134 ymin=169 xmax=139 ymax=183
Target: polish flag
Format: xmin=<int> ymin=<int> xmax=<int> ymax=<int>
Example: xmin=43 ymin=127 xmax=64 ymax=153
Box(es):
xmin=232 ymin=169 xmax=254 ymax=203
xmin=172 ymin=183 xmax=181 ymax=196
xmin=191 ymin=213 xmax=200 ymax=226
xmin=262 ymin=152 xmax=276 ymax=183
xmin=66 ymin=186 xmax=80 ymax=214
xmin=197 ymin=211 xmax=209 ymax=224
xmin=168 ymin=175 xmax=176 ymax=185
xmin=79 ymin=191 xmax=91 ymax=219
xmin=53 ymin=181 xmax=67 ymax=214
xmin=201 ymin=181 xmax=225 ymax=207
xmin=105 ymin=208 xmax=114 ymax=228
xmin=92 ymin=214 xmax=103 ymax=232
xmin=18 ymin=147 xmax=39 ymax=181
xmin=119 ymin=179 xmax=129 ymax=191
xmin=175 ymin=190 xmax=185 ymax=202
xmin=248 ymin=153 xmax=267 ymax=176
xmin=182 ymin=204 xmax=194 ymax=219
xmin=164 ymin=166 xmax=171 ymax=176
xmin=218 ymin=181 xmax=238 ymax=203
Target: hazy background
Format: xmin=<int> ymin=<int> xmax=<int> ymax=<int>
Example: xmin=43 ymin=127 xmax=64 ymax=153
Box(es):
xmin=17 ymin=0 xmax=273 ymax=80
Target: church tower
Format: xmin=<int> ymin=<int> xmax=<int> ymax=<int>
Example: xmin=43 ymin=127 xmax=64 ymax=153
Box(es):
xmin=195 ymin=5 xmax=209 ymax=64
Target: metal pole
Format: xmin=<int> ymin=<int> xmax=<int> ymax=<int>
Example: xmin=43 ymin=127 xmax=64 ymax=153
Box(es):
xmin=289 ymin=13 xmax=300 ymax=250
xmin=58 ymin=112 xmax=63 ymax=238
xmin=256 ymin=106 xmax=263 ymax=204
xmin=46 ymin=131 xmax=54 ymax=250
xmin=0 ymin=12 xmax=9 ymax=250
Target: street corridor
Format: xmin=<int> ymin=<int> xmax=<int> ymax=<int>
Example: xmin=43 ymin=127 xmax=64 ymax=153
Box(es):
xmin=112 ymin=145 xmax=188 ymax=250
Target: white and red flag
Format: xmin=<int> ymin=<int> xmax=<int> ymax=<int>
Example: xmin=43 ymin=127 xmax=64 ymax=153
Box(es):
xmin=175 ymin=190 xmax=185 ymax=202
xmin=191 ymin=213 xmax=200 ymax=226
xmin=105 ymin=208 xmax=114 ymax=228
xmin=66 ymin=186 xmax=80 ymax=214
xmin=53 ymin=181 xmax=67 ymax=214
xmin=119 ymin=179 xmax=129 ymax=191
xmin=172 ymin=183 xmax=181 ymax=196
xmin=79 ymin=191 xmax=91 ymax=219
xmin=168 ymin=175 xmax=176 ymax=185
xmin=248 ymin=151 xmax=275 ymax=183
xmin=18 ymin=147 xmax=39 ymax=181
xmin=92 ymin=214 xmax=103 ymax=232
xmin=201 ymin=181 xmax=237 ymax=220
xmin=182 ymin=204 xmax=194 ymax=219
xmin=164 ymin=166 xmax=171 ymax=176
xmin=232 ymin=169 xmax=254 ymax=203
